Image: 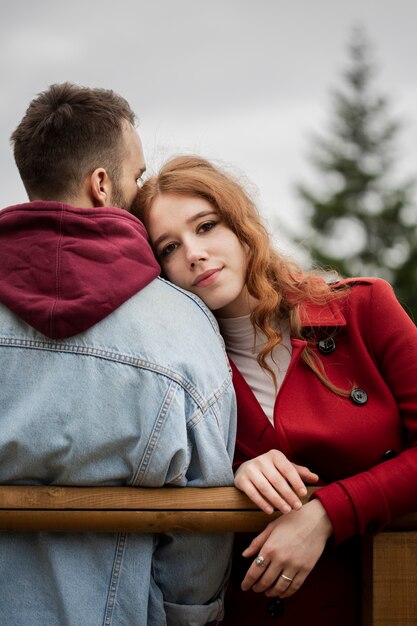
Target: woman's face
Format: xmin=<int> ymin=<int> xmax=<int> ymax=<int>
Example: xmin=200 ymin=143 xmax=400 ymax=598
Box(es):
xmin=147 ymin=193 xmax=253 ymax=317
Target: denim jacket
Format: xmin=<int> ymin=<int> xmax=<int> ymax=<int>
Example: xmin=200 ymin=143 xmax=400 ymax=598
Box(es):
xmin=0 ymin=202 xmax=237 ymax=626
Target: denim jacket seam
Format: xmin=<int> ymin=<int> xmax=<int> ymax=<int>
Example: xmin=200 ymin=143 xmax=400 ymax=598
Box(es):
xmin=103 ymin=532 xmax=128 ymax=626
xmin=187 ymin=376 xmax=234 ymax=431
xmin=130 ymin=378 xmax=233 ymax=485
xmin=0 ymin=336 xmax=224 ymax=413
xmin=130 ymin=381 xmax=177 ymax=486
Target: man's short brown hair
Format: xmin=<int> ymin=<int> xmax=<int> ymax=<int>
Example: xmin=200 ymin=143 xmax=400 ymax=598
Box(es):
xmin=11 ymin=82 xmax=136 ymax=200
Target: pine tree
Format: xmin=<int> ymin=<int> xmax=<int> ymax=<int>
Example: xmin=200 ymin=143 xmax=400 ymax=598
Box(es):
xmin=296 ymin=26 xmax=417 ymax=319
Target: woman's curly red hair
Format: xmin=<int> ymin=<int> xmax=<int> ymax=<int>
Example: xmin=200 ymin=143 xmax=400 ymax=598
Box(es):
xmin=135 ymin=155 xmax=349 ymax=395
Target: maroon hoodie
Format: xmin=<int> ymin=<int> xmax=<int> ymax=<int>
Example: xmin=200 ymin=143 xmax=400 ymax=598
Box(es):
xmin=0 ymin=202 xmax=160 ymax=339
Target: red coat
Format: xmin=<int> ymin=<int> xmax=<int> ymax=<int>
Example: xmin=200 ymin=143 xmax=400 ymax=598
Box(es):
xmin=221 ymin=278 xmax=417 ymax=625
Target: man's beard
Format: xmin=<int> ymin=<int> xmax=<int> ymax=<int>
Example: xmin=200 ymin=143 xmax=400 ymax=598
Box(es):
xmin=128 ymin=189 xmax=142 ymax=216
xmin=110 ymin=181 xmax=140 ymax=213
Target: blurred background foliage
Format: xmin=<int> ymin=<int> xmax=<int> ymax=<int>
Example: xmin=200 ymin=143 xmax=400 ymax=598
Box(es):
xmin=295 ymin=26 xmax=417 ymax=320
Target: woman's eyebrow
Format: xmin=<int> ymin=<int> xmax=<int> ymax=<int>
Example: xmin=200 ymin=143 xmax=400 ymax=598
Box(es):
xmin=185 ymin=210 xmax=217 ymax=224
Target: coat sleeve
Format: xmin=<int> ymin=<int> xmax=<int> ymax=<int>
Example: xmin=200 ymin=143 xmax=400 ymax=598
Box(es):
xmin=314 ymin=279 xmax=417 ymax=544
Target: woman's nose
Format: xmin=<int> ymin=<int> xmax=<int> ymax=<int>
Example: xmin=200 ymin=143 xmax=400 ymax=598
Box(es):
xmin=185 ymin=242 xmax=207 ymax=267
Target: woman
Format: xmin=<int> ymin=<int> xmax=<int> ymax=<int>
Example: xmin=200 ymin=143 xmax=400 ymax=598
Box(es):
xmin=135 ymin=155 xmax=417 ymax=625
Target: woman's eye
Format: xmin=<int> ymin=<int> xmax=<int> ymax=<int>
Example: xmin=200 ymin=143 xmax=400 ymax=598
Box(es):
xmin=199 ymin=221 xmax=217 ymax=233
xmin=160 ymin=242 xmax=178 ymax=257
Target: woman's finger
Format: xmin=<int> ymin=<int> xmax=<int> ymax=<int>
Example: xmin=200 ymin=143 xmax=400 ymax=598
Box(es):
xmin=292 ymin=463 xmax=320 ymax=485
xmin=236 ymin=469 xmax=299 ymax=513
xmin=238 ymin=479 xmax=283 ymax=514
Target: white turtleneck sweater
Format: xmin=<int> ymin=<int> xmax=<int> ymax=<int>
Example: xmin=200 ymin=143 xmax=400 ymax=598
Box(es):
xmin=217 ymin=314 xmax=292 ymax=425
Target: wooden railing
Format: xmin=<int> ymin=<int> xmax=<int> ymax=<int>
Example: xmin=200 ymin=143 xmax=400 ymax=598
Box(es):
xmin=1 ymin=485 xmax=416 ymax=625
xmin=0 ymin=485 xmax=284 ymax=533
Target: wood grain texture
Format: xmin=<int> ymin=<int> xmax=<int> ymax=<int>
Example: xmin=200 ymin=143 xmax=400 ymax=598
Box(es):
xmin=1 ymin=485 xmax=417 ymax=623
xmin=0 ymin=486 xmax=416 ymax=531
xmin=362 ymin=532 xmax=417 ymax=626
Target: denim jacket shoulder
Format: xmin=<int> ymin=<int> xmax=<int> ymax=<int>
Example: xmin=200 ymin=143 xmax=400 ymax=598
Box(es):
xmin=0 ymin=277 xmax=236 ymax=625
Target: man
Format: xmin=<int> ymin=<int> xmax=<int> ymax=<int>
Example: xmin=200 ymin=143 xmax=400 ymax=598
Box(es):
xmin=0 ymin=83 xmax=236 ymax=625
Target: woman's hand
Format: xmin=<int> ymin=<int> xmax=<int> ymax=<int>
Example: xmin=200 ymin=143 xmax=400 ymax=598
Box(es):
xmin=240 ymin=499 xmax=333 ymax=598
xmin=234 ymin=450 xmax=319 ymax=514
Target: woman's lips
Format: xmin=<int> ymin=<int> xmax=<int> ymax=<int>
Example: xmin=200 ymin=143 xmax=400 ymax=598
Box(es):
xmin=193 ymin=267 xmax=222 ymax=287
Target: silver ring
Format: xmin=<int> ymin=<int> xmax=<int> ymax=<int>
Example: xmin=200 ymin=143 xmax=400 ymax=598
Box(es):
xmin=255 ymin=555 xmax=266 ymax=568
xmin=280 ymin=573 xmax=293 ymax=583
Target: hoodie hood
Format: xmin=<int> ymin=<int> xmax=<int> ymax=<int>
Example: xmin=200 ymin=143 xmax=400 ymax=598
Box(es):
xmin=0 ymin=201 xmax=160 ymax=339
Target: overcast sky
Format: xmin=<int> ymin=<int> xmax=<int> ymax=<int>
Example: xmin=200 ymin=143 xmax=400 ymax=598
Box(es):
xmin=1 ymin=0 xmax=416 ymax=259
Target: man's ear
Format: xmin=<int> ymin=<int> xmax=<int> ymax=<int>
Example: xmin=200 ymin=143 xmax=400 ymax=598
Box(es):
xmin=89 ymin=168 xmax=111 ymax=207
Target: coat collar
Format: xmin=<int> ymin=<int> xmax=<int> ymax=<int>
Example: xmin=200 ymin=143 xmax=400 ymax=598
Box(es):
xmin=299 ymin=295 xmax=347 ymax=329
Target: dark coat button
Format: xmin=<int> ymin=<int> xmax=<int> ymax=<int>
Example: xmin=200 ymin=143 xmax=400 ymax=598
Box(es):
xmin=350 ymin=388 xmax=368 ymax=405
xmin=267 ymin=598 xmax=284 ymax=618
xmin=381 ymin=449 xmax=397 ymax=461
xmin=317 ymin=338 xmax=336 ymax=354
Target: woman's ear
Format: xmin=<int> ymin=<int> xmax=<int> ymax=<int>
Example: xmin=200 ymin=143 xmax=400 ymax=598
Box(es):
xmin=89 ymin=168 xmax=111 ymax=207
